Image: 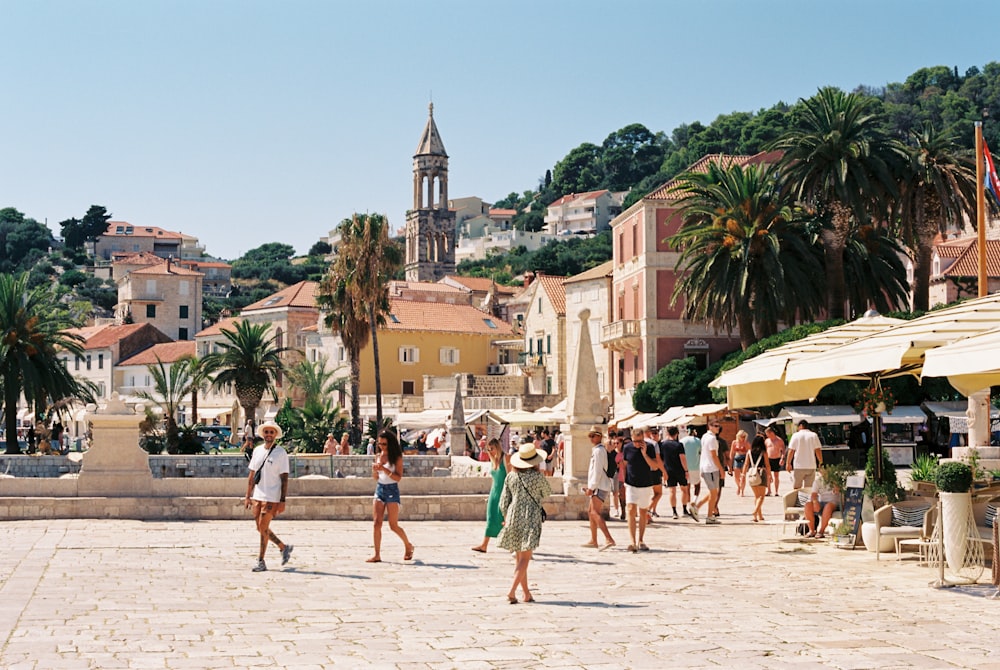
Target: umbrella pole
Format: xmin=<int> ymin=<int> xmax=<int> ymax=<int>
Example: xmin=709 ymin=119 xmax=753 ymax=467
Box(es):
xmin=873 ymin=412 xmax=883 ymax=484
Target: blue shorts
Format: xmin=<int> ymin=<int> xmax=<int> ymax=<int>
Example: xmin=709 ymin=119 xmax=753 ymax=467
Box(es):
xmin=374 ymin=482 xmax=401 ymax=505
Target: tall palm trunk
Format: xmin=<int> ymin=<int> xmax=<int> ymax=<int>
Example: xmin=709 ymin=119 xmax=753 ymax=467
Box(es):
xmin=737 ymin=310 xmax=757 ymax=351
xmin=823 ymin=203 xmax=852 ymax=320
xmin=369 ymin=305 xmax=383 ymax=429
xmin=911 ymin=238 xmax=933 ymax=313
xmin=349 ymin=348 xmax=362 ymax=450
xmin=4 ymin=384 xmax=21 ymax=454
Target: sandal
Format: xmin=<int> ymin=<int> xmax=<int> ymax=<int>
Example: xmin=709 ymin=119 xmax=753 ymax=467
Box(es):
xmin=507 ymin=595 xmax=518 ymax=604
xmin=365 ymin=556 xmax=381 ymax=563
xmin=470 ymin=546 xmax=486 ymax=553
xmin=815 ymin=532 xmax=825 ymax=539
xmin=627 ymin=544 xmax=637 ymax=553
xmin=404 ymin=545 xmax=415 ymax=561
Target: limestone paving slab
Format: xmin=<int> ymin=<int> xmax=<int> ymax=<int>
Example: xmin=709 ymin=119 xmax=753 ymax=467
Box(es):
xmin=0 ymin=489 xmax=996 ymax=668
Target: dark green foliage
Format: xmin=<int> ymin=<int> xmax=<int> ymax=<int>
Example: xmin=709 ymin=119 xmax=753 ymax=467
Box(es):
xmin=0 ymin=208 xmax=55 ymax=273
xmin=633 ymin=357 xmax=720 ymax=412
xmin=309 ymin=240 xmax=332 ymax=256
xmin=58 ymin=269 xmax=89 ymax=288
xmin=457 ymin=231 xmax=612 ymax=282
xmin=935 ymin=461 xmax=973 ymax=493
xmin=231 ymin=243 xmax=297 ymax=280
xmin=175 ymin=424 xmax=206 ymax=456
xmin=864 ymin=446 xmax=901 ymax=503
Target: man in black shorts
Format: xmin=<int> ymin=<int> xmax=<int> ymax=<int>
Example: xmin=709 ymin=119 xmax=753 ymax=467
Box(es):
xmin=659 ymin=426 xmax=690 ymax=519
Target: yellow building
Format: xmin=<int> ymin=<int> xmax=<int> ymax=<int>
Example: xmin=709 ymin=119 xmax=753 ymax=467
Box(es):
xmin=353 ymin=298 xmax=514 ymax=399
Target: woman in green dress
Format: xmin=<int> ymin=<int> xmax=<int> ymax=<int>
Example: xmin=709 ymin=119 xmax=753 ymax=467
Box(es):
xmin=497 ymin=442 xmax=551 ymax=604
xmin=471 ymin=438 xmax=509 ymax=553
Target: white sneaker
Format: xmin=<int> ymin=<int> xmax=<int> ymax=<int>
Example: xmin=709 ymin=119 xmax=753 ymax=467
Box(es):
xmin=252 ymin=559 xmax=267 ymax=572
xmin=689 ymin=506 xmax=700 ymax=522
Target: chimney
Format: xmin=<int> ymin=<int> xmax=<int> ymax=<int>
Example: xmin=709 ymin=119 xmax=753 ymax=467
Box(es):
xmin=523 ymin=271 xmax=535 ymax=288
xmin=166 ymin=256 xmax=172 ymax=272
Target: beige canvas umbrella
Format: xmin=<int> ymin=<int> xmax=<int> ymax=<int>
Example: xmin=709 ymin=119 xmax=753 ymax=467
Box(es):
xmin=921 ymin=326 xmax=1000 ymax=396
xmin=785 ymin=293 xmax=1000 ymax=391
xmin=710 ymin=313 xmax=905 ymax=408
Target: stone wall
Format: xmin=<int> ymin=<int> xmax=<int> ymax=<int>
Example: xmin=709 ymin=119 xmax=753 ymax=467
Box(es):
xmin=0 ymin=454 xmax=452 ymax=479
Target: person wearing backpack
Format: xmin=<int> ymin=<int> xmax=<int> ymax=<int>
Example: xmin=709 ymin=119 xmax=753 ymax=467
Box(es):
xmin=581 ymin=426 xmax=616 ymax=551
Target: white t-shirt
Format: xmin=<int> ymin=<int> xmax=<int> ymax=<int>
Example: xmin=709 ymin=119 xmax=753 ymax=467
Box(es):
xmin=248 ymin=443 xmax=290 ymax=502
xmin=699 ymin=431 xmax=720 ymax=473
xmin=811 ymin=474 xmax=838 ymax=504
xmin=789 ymin=429 xmax=821 ymax=469
xmin=587 ymin=445 xmax=612 ymax=492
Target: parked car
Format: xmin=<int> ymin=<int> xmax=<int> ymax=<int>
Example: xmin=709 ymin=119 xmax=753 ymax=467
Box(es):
xmin=195 ymin=426 xmax=233 ymax=453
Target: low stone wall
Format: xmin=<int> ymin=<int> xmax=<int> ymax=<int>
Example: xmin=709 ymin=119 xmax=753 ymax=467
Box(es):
xmin=0 ymin=491 xmax=588 ymax=522
xmin=0 ymin=454 xmax=452 ymax=479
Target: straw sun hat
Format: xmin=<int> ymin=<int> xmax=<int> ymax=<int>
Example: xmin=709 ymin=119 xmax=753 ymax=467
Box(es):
xmin=256 ymin=420 xmax=283 ymax=440
xmin=510 ymin=442 xmax=545 ymax=468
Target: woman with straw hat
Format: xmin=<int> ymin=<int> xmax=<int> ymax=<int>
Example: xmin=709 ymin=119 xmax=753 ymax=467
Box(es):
xmin=497 ymin=442 xmax=551 ymax=604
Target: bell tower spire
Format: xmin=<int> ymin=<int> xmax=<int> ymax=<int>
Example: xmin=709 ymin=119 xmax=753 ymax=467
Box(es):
xmin=405 ymin=104 xmax=456 ymax=282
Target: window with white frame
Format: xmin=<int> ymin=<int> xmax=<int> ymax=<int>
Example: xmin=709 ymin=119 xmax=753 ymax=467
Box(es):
xmin=399 ymin=346 xmax=419 ymax=363
xmin=439 ymin=347 xmax=460 ymax=365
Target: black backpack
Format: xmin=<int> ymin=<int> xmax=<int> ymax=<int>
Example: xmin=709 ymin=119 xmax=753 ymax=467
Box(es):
xmin=605 ymin=449 xmax=618 ymax=479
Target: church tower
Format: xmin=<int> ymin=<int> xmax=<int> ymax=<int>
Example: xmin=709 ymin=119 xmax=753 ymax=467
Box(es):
xmin=405 ymin=104 xmax=456 ymax=282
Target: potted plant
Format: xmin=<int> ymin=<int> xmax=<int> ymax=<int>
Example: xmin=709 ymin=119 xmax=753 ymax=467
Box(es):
xmin=935 ymin=461 xmax=974 ymax=572
xmin=908 ymin=454 xmax=939 ymax=495
xmin=864 ymin=446 xmax=901 ymax=509
xmin=831 ymin=518 xmax=854 ymax=547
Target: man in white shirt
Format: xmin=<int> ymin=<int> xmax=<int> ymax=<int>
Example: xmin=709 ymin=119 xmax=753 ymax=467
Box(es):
xmin=582 ymin=426 xmax=616 ymax=551
xmin=786 ymin=420 xmax=823 ymax=489
xmin=245 ymin=420 xmax=293 ymax=572
xmin=691 ymin=421 xmax=724 ymax=525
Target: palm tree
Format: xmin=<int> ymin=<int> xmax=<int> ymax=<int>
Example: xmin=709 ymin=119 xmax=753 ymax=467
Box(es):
xmin=894 ymin=124 xmax=978 ymax=311
xmin=183 ymin=355 xmax=213 ymax=427
xmin=202 ymin=320 xmax=288 ymax=436
xmin=0 ymin=273 xmax=95 ymax=453
xmin=317 ymin=213 xmax=402 ymax=447
xmin=668 ymin=161 xmax=825 ymax=349
xmin=316 ymin=267 xmax=369 ymax=450
xmin=286 ymin=355 xmax=344 ymax=407
xmin=136 ymin=357 xmax=193 ymax=452
xmin=775 ymin=87 xmax=905 ymax=319
xmin=843 ymin=222 xmax=912 ymax=314
xmin=335 ymin=213 xmax=403 ymax=429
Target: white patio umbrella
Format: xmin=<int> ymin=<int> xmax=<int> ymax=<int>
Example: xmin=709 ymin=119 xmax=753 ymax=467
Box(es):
xmin=710 ymin=313 xmax=905 ymax=408
xmin=921 ymin=326 xmax=1000 ymax=396
xmin=783 ymin=293 xmax=1000 ymax=480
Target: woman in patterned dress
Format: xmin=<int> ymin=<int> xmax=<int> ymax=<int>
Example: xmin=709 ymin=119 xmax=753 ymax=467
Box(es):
xmin=472 ymin=438 xmax=510 ymax=553
xmin=497 ymin=443 xmax=551 ymax=604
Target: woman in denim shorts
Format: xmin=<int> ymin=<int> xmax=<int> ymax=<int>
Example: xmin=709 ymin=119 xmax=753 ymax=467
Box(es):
xmin=367 ymin=429 xmax=415 ymax=563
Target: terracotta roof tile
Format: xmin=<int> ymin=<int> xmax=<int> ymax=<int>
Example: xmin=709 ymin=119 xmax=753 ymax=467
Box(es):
xmin=130 ymin=262 xmax=203 ymax=277
xmin=441 ymin=275 xmax=518 ymax=295
xmin=105 ymin=221 xmax=183 ymax=239
xmin=177 ymin=259 xmax=232 ymax=270
xmin=563 ymin=260 xmax=614 ymax=285
xmin=939 ymin=239 xmax=1000 ymax=278
xmin=488 ymin=208 xmax=517 ymax=216
xmin=390 ymin=280 xmax=466 ymax=295
xmin=243 ymin=281 xmax=319 ymax=311
xmin=547 ymin=189 xmax=610 ymax=208
xmin=65 ymin=323 xmax=157 ymax=350
xmin=117 ymin=341 xmax=195 ymax=367
xmin=385 ymin=299 xmax=514 ymax=335
xmin=196 ymin=317 xmax=243 ymax=337
xmin=112 ymin=251 xmax=165 ymax=266
xmin=645 ymin=151 xmax=783 ymax=201
xmin=536 ymin=275 xmax=567 ymax=315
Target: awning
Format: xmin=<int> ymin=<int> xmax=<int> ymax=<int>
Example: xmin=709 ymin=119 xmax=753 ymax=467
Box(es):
xmin=194 ymin=408 xmax=229 ymax=421
xmin=395 ymin=409 xmax=451 ymax=430
xmin=710 ymin=314 xmax=904 ymax=408
xmin=922 ymin=401 xmax=1000 ymax=420
xmin=921 ymin=326 xmax=1000 ymax=395
xmin=616 ymin=412 xmax=662 ymax=430
xmin=494 ymin=409 xmax=547 ymax=426
xmin=777 ymin=405 xmax=862 ymax=424
xmin=877 ymin=406 xmax=927 ymax=425
xmin=491 ymin=339 xmax=525 ymax=349
xmin=785 ymin=293 xmax=1000 ymax=396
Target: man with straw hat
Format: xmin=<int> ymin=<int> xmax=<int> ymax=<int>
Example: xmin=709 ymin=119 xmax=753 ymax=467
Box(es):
xmin=582 ymin=426 xmax=616 ymax=551
xmin=245 ymin=420 xmax=293 ymax=572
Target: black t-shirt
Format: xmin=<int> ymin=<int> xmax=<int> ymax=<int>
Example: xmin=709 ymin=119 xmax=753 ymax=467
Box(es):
xmin=623 ymin=440 xmax=656 ymax=487
xmin=660 ymin=439 xmax=686 ymax=473
xmin=541 ymin=438 xmax=556 ymax=462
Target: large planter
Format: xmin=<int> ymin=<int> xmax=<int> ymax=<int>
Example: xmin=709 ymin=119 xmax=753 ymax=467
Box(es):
xmin=939 ymin=491 xmax=972 ymax=572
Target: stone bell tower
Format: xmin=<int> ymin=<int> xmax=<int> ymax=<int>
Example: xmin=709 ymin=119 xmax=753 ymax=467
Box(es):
xmin=405 ymin=103 xmax=456 ymax=282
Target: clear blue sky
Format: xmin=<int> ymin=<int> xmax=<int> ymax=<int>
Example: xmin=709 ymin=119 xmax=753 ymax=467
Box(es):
xmin=3 ymin=0 xmax=998 ymax=261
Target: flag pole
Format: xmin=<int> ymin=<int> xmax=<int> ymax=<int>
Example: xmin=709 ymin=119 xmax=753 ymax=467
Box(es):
xmin=976 ymin=121 xmax=987 ymax=297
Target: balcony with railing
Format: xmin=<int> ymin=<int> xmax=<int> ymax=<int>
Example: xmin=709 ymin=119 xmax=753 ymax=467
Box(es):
xmin=601 ymin=319 xmax=642 ymax=352
xmin=517 ymin=352 xmax=545 ymax=374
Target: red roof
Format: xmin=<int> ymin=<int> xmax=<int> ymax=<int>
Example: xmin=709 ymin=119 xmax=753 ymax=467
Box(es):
xmin=489 ymin=208 xmax=517 ymax=217
xmin=645 ymin=151 xmax=782 ymax=201
xmin=243 ymin=281 xmax=319 ymax=311
xmin=66 ymin=323 xmax=154 ymax=350
xmin=112 ymin=251 xmax=164 ymax=266
xmin=384 ymin=299 xmax=513 ymax=335
xmin=563 ymin=260 xmax=614 ymax=285
xmin=536 ymin=275 xmax=567 ymax=316
xmin=547 ymin=189 xmax=610 ymax=208
xmin=937 ymin=239 xmax=1000 ymax=278
xmin=196 ymin=317 xmax=243 ymax=338
xmin=117 ymin=341 xmax=195 ymax=367
xmin=130 ymin=261 xmax=203 ymax=277
xmin=441 ymin=275 xmax=518 ymax=295
xmin=104 ymin=221 xmax=183 ymax=239
xmin=177 ymin=259 xmax=232 ymax=270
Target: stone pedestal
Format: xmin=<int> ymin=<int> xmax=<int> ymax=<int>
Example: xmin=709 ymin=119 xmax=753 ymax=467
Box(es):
xmin=560 ymin=426 xmax=591 ymax=495
xmin=560 ymin=308 xmax=605 ymax=495
xmin=77 ymin=395 xmax=153 ymax=497
xmin=967 ymin=390 xmax=992 ymax=448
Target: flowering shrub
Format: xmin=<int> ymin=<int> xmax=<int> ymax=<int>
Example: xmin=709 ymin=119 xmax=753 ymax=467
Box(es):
xmin=857 ymin=382 xmax=894 ymax=416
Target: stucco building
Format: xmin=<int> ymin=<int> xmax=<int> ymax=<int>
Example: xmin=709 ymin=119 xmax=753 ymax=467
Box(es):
xmin=115 ymin=257 xmax=204 ymax=341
